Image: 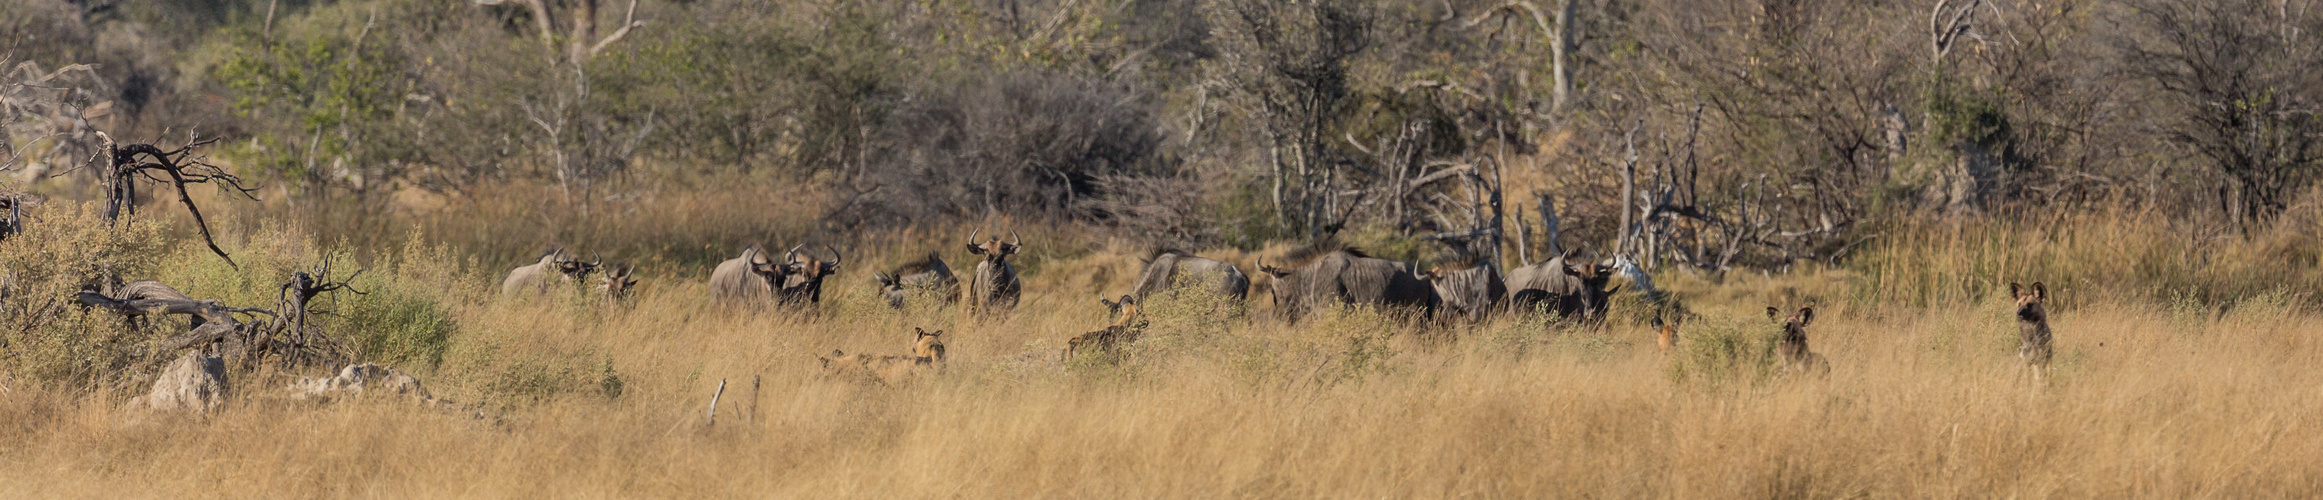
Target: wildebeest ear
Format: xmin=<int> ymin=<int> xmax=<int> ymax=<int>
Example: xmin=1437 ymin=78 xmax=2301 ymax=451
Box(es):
xmin=1766 ymin=306 xmax=1782 ymax=322
xmin=1797 ymin=307 xmax=1815 ymax=326
xmin=2009 ymin=282 xmax=2023 ymax=298
xmin=2031 ymin=282 xmax=2046 ymax=301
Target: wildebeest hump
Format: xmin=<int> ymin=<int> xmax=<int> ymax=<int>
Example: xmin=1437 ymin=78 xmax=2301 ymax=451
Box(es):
xmin=1130 ymin=252 xmax=1251 ymax=301
xmin=709 ymin=246 xmax=783 ymax=302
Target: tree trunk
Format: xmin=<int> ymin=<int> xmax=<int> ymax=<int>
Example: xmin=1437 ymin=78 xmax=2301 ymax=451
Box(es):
xmin=1552 ymin=0 xmax=1575 ymax=113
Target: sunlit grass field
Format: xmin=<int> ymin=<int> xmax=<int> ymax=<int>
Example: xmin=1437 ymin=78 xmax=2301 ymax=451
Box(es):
xmin=1 ymin=199 xmax=2320 ymax=497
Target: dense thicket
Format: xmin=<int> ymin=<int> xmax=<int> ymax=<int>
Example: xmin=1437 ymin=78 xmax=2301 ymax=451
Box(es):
xmin=4 ymin=0 xmax=2319 ymax=268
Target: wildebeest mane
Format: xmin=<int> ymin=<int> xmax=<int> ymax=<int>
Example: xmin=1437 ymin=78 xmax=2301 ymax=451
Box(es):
xmin=1139 ymin=247 xmax=1194 ymax=265
xmin=889 ymin=251 xmax=946 ymax=274
xmin=1275 ymin=240 xmax=1368 ymax=268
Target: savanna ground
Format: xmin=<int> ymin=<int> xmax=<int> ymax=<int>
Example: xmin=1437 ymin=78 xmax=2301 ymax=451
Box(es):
xmin=1 ymin=191 xmax=2320 ymax=498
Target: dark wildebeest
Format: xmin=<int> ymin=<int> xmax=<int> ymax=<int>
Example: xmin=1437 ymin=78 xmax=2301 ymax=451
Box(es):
xmin=1257 ymin=248 xmax=1438 ymax=322
xmin=778 ymin=245 xmax=843 ymax=305
xmin=2011 ymin=282 xmax=2053 ymax=382
xmin=1066 ymin=294 xmax=1147 ymax=362
xmin=598 ymin=262 xmax=637 ymax=303
xmin=502 ymin=249 xmax=599 ymax=297
xmin=1424 ymin=259 xmax=1506 ymax=324
xmin=1126 ymin=249 xmax=1251 ymax=303
xmin=1504 ymin=249 xmax=1616 ymax=321
xmin=709 ymin=245 xmax=794 ymax=304
xmin=1769 ymin=306 xmax=1830 ymax=378
xmin=964 ymin=229 xmax=1023 ymax=316
xmin=874 ymin=252 xmax=959 ymax=309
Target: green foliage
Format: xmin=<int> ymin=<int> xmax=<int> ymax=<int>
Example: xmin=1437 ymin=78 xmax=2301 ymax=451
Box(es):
xmin=214 ymin=21 xmax=409 ymax=190
xmin=0 ymin=203 xmax=170 ymax=387
xmin=1664 ymin=313 xmax=1781 ymax=390
xmin=1918 ymin=73 xmax=2012 ymax=147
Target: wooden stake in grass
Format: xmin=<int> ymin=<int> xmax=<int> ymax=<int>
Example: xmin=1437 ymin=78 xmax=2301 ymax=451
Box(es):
xmin=747 ymin=375 xmax=761 ymax=425
xmin=705 ymin=379 xmax=726 ymax=427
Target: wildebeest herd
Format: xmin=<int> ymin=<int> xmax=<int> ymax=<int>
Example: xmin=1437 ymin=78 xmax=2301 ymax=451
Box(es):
xmin=506 ymin=231 xmax=2060 ymax=383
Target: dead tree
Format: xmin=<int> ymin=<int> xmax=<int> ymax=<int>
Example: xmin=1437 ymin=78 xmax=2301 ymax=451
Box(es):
xmin=258 ymin=259 xmax=366 ymax=369
xmin=88 ymin=133 xmax=260 ymax=268
xmin=1466 ymin=0 xmax=1579 ymax=114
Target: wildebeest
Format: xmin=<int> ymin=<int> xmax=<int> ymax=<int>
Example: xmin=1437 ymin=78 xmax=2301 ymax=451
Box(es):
xmin=964 ymin=229 xmax=1023 ymax=316
xmin=1505 ymin=249 xmax=1616 ymax=321
xmin=1769 ymin=306 xmax=1830 ymax=378
xmin=1258 ymin=247 xmax=1438 ymax=322
xmin=502 ymin=249 xmax=599 ymax=297
xmin=1424 ymin=259 xmax=1506 ymax=324
xmin=778 ymin=245 xmax=843 ymax=305
xmin=819 ymin=327 xmax=947 ymax=385
xmin=1066 ymin=295 xmax=1147 ymax=362
xmin=2011 ymin=282 xmax=2053 ymax=381
xmin=1126 ymin=249 xmax=1251 ymax=303
xmin=874 ymin=252 xmax=959 ymax=309
xmin=708 ymin=245 xmax=794 ymax=303
xmin=598 ymin=262 xmax=637 ymax=303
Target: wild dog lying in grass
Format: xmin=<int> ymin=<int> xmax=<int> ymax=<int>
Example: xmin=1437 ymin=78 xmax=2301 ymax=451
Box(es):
xmin=1064 ymin=295 xmax=1147 ymax=363
xmin=2011 ymin=282 xmax=2053 ymax=382
xmin=819 ymin=328 xmax=946 ymax=385
xmin=1769 ymin=306 xmax=1830 ymax=378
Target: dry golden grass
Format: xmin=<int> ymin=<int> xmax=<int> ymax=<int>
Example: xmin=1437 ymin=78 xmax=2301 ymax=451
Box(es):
xmin=3 ymin=234 xmax=2321 ymax=498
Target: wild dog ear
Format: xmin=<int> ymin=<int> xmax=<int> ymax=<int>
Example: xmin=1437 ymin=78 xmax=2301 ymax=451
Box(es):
xmin=1119 ymin=295 xmax=1136 ymax=306
xmin=1099 ymin=295 xmax=1118 ymax=309
xmin=2009 ymin=282 xmax=2024 ymax=299
xmin=1767 ymin=306 xmax=1782 ymax=323
xmin=2031 ymin=282 xmax=2047 ymax=301
xmin=1797 ymin=307 xmax=1815 ymax=326
xmin=1651 ymin=314 xmax=1665 ymax=328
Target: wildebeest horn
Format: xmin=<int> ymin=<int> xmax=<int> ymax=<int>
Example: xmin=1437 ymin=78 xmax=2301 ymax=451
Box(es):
xmin=967 ymin=228 xmax=981 ymax=245
xmin=825 ymin=245 xmax=842 ymax=267
xmin=1010 ymin=230 xmax=1022 ymax=246
xmin=786 ymin=244 xmax=804 ymax=262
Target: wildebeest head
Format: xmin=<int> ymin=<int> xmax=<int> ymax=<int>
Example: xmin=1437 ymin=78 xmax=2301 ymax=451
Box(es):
xmin=964 ymin=228 xmax=1022 ymax=263
xmin=744 ymin=244 xmax=791 ymax=285
xmin=2010 ymin=282 xmax=2047 ymax=323
xmin=911 ymin=327 xmax=946 ymax=364
xmin=550 ymin=250 xmax=600 ymax=282
xmin=874 ymin=271 xmax=906 ymax=307
xmin=1559 ymin=254 xmax=1618 ymax=320
xmin=779 ymin=244 xmax=842 ymax=304
xmin=600 ymin=261 xmax=637 ymax=300
xmin=1257 ymin=259 xmax=1301 ymax=315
